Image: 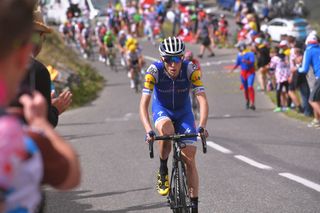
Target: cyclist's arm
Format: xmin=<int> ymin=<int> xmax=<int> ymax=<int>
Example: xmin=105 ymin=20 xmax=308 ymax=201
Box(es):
xmin=188 ymin=62 xmax=208 ymax=127
xmin=140 ymin=67 xmax=157 ymax=132
xmin=196 ymin=92 xmax=209 ymax=128
xmin=140 ymin=94 xmax=153 ymax=133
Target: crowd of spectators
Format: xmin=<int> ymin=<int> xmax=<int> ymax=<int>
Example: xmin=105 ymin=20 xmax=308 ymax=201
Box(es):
xmin=232 ymin=0 xmax=319 ymax=128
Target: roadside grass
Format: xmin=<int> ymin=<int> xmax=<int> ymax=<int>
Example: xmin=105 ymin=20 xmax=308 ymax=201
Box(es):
xmin=265 ymin=91 xmax=313 ymax=123
xmin=38 ymin=31 xmax=104 ymax=108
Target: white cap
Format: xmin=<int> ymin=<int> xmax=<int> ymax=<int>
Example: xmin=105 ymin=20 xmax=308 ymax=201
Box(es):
xmin=305 ymin=33 xmax=318 ymax=45
xmin=279 ymin=40 xmax=288 ymax=47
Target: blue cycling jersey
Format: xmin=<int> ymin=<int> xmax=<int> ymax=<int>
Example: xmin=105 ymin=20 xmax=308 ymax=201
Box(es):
xmin=143 ymin=60 xmax=204 ymax=110
xmin=298 ymin=44 xmax=320 ymax=78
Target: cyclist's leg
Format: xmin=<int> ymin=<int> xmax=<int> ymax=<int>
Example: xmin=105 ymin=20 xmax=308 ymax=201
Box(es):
xmin=153 ymin=106 xmax=174 ymax=196
xmin=155 ymin=118 xmax=174 ymax=164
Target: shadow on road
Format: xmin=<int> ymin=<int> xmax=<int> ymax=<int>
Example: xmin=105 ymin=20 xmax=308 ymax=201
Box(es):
xmin=106 ymin=82 xmax=128 ymax=88
xmin=61 ymin=133 xmax=113 ymax=141
xmin=44 ymin=187 xmax=167 ymax=212
xmin=59 ymin=121 xmax=106 ymax=126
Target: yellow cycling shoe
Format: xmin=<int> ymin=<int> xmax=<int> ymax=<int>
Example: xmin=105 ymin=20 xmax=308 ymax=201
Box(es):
xmin=156 ymin=171 xmax=170 ymax=196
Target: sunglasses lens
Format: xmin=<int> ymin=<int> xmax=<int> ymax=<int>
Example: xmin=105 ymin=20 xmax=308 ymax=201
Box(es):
xmin=164 ymin=56 xmax=182 ymax=63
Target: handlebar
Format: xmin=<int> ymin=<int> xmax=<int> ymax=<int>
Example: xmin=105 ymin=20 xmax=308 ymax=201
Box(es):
xmin=148 ymin=133 xmax=207 ymax=159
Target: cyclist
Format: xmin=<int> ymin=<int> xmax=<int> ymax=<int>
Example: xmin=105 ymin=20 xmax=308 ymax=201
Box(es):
xmin=103 ymin=30 xmax=116 ymax=65
xmin=117 ymin=30 xmax=128 ymax=66
xmin=140 ymin=37 xmax=209 ymax=213
xmin=126 ymin=44 xmax=143 ymax=89
xmin=80 ymin=22 xmax=94 ymax=59
xmin=96 ymin=22 xmax=107 ymax=62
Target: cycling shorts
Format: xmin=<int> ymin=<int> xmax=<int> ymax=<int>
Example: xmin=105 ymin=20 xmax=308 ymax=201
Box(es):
xmin=152 ymin=104 xmax=197 ymax=144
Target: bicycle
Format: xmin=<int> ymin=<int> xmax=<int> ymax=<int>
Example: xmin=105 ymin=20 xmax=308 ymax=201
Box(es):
xmin=148 ymin=131 xmax=207 ymax=213
xmin=105 ymin=47 xmax=118 ymax=72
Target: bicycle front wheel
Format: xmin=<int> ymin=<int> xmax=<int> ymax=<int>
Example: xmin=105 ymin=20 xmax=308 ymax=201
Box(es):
xmin=173 ymin=161 xmax=190 ymax=213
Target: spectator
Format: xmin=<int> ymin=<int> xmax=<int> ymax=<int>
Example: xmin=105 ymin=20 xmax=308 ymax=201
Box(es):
xmin=291 ymin=47 xmax=312 ymax=116
xmin=298 ymin=33 xmax=320 ymax=128
xmin=254 ymin=36 xmax=271 ymax=92
xmin=261 ymin=0 xmax=270 ymax=22
xmin=194 ymin=12 xmax=215 ymax=58
xmin=287 ymin=36 xmax=312 ymax=115
xmin=0 ymin=1 xmax=81 ymax=212
xmin=269 ymin=47 xmax=291 ymax=112
xmin=230 ymin=41 xmax=256 ymax=110
xmin=25 ymin=7 xmax=72 ymax=127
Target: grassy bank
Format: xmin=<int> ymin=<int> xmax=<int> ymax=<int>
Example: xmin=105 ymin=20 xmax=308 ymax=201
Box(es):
xmin=38 ymin=31 xmax=104 ymax=108
xmin=266 ymin=91 xmax=313 ymax=123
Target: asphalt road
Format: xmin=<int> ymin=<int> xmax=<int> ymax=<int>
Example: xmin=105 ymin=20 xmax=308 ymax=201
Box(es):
xmin=44 ymin=38 xmax=320 ymax=213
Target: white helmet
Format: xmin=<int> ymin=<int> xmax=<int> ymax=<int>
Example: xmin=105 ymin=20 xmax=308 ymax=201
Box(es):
xmin=159 ymin=37 xmax=185 ymax=56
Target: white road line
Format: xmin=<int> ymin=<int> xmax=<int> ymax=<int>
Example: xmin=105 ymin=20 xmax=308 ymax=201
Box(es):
xmin=279 ymin=173 xmax=320 ymax=192
xmin=200 ymin=59 xmax=235 ymax=67
xmin=144 ymin=55 xmax=158 ymax=62
xmin=207 ymin=141 xmax=232 ymax=154
xmin=234 ymin=155 xmax=273 ymax=170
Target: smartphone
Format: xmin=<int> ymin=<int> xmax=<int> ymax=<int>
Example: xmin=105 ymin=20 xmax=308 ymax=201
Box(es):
xmin=10 ymin=68 xmax=35 ymax=108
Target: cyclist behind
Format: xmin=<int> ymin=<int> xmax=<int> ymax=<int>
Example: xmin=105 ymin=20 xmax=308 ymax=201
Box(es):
xmin=140 ymin=37 xmax=209 ymax=213
xmin=117 ymin=30 xmax=128 ymax=67
xmin=96 ymin=22 xmax=107 ymax=62
xmin=59 ymin=20 xmax=74 ymax=45
xmin=80 ymin=22 xmax=94 ymax=59
xmin=103 ymin=30 xmax=117 ymax=65
xmin=127 ymin=44 xmax=144 ymax=89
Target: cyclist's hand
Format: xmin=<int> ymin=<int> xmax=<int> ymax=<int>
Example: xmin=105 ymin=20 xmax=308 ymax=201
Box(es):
xmin=145 ymin=130 xmax=156 ymax=144
xmin=197 ymin=126 xmax=208 ymax=138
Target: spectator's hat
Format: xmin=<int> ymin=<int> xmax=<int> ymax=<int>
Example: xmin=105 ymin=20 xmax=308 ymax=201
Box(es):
xmin=33 ymin=7 xmax=52 ymax=33
xmin=305 ymin=31 xmax=318 ymax=45
xmin=279 ymin=40 xmax=288 ymax=47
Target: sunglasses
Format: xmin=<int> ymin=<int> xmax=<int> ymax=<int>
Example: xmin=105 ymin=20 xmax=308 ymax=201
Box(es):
xmin=163 ymin=56 xmax=183 ymax=64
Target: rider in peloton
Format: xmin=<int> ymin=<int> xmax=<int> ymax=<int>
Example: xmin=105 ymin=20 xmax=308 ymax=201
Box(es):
xmin=139 ymin=37 xmax=209 ymax=213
